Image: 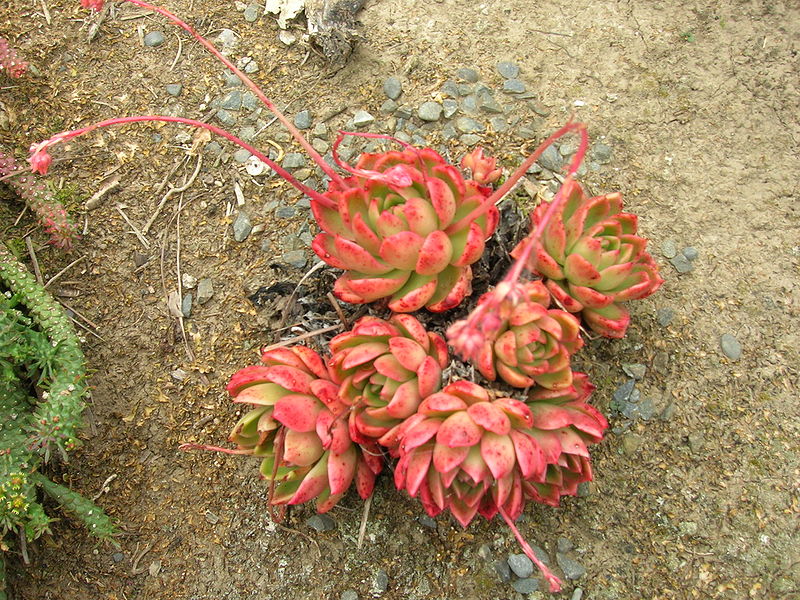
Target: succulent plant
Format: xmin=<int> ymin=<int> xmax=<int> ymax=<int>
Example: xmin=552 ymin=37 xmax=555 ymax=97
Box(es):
xmin=512 ymin=179 xmax=663 ymax=337
xmin=329 ymin=314 xmax=448 ymax=444
xmin=470 ymin=280 xmax=583 ymax=389
xmin=523 ymin=373 xmax=608 ymax=506
xmin=222 ymin=346 xmax=383 ymax=513
xmin=312 ymin=145 xmax=500 ymax=312
xmin=460 ymin=147 xmax=502 ymax=185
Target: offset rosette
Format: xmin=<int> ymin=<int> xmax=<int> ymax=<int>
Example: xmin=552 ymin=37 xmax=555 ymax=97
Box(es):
xmin=382 ymin=381 xmax=545 ymax=528
xmin=471 ymin=280 xmax=583 ymax=389
xmin=312 ymin=146 xmax=500 ymax=312
xmin=329 ymin=314 xmax=448 ymax=444
xmin=512 ymin=179 xmax=663 ymax=337
xmin=522 ymin=373 xmax=608 ymax=506
xmin=227 ymin=346 xmax=382 ymax=513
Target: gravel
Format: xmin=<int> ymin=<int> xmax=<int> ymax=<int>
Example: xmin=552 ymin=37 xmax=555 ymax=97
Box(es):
xmin=220 ymin=90 xmax=243 ymax=110
xmin=232 ymin=211 xmax=252 ymax=241
xmin=503 ymin=78 xmax=527 ymax=93
xmin=492 ymin=560 xmax=512 ymax=583
xmin=353 ymin=110 xmax=375 ymax=127
xmin=383 ymin=76 xmax=403 ymax=100
xmin=165 ymin=84 xmax=182 ymax=96
xmin=556 ymin=553 xmax=586 ymax=580
xmin=557 ymin=537 xmax=574 ymax=553
xmin=233 ymin=149 xmax=251 ymax=163
xmin=275 ymin=205 xmax=296 ymax=219
xmin=622 ymin=363 xmax=647 ymax=380
xmin=341 ymin=591 xmax=358 ymax=600
xmin=670 ymin=253 xmax=694 ymax=273
xmin=720 ymin=333 xmax=742 ymax=360
xmin=456 ymin=67 xmax=480 ymax=82
xmin=418 ymin=515 xmax=437 ymax=529
xmin=372 ymin=569 xmax=389 ymax=595
xmin=306 ymin=514 xmax=336 ymax=531
xmin=592 ymin=142 xmax=613 ymax=164
xmin=507 ymin=553 xmax=534 ymax=578
xmin=661 ymin=239 xmax=678 ymax=258
xmin=442 ymin=99 xmax=458 ymax=118
xmin=455 ymin=117 xmax=484 ymax=134
xmin=572 ymin=589 xmax=584 ymax=600
xmin=294 ymin=110 xmax=312 ymax=129
xmin=656 ymin=307 xmax=675 ymax=327
xmin=613 ymin=379 xmax=636 ymax=404
xmin=196 ymin=278 xmax=214 ymax=304
xmin=418 ymin=101 xmax=443 ymax=122
xmin=282 ymin=153 xmax=306 ymax=169
xmin=511 ymin=578 xmax=539 ymax=594
xmin=281 ymin=250 xmax=307 ymax=269
xmin=682 ymin=246 xmax=699 ymax=261
xmin=243 ymin=3 xmax=259 ymax=22
xmin=215 ymin=109 xmax=236 ymax=127
xmin=538 ymin=144 xmax=563 ymax=172
xmin=143 ymin=31 xmax=165 ymax=47
xmin=496 ymin=61 xmax=520 ymax=78
xmin=181 ymin=293 xmax=192 ymax=318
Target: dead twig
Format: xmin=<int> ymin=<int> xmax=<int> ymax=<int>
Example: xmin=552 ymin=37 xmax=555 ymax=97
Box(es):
xmin=44 ymin=255 xmax=85 ymax=289
xmin=327 ymin=291 xmax=349 ymax=328
xmin=356 ymin=494 xmax=372 ymax=550
xmin=131 ymin=540 xmax=156 ymax=575
xmin=39 ymin=0 xmax=51 ymax=25
xmin=260 ymin=324 xmax=343 ymax=353
xmin=91 ymin=474 xmax=118 ymax=502
xmin=24 ymin=237 xmax=43 ymax=285
xmin=169 ymin=32 xmax=183 ymax=71
xmin=87 ymin=2 xmax=111 ymax=42
xmin=116 ymin=205 xmax=151 ymax=249
xmin=274 ymin=522 xmax=321 ymax=559
xmin=143 ymin=154 xmax=202 ymax=235
xmin=85 ymin=175 xmax=121 ymax=210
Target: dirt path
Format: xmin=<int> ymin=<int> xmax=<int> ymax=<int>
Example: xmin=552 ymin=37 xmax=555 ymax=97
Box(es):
xmin=1 ymin=0 xmax=798 ymax=598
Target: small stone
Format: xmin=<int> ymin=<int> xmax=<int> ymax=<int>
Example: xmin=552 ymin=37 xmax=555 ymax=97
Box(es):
xmin=503 ymin=79 xmax=527 ymax=94
xmin=679 ymin=521 xmax=698 ymax=536
xmin=143 ymin=31 xmax=165 ymax=47
xmin=216 ymin=29 xmax=238 ymax=53
xmin=572 ymin=589 xmax=584 ymax=600
xmin=660 ymin=402 xmax=676 ymax=420
xmin=477 ymin=91 xmax=503 ymax=114
xmin=233 ymin=211 xmax=252 ymax=242
xmin=613 ymin=379 xmax=636 ymax=404
xmin=511 ymin=578 xmax=539 ymax=594
xmin=418 ymin=515 xmax=437 ymax=529
xmin=380 ymin=99 xmax=398 ymax=115
xmin=294 ymin=109 xmax=312 ymax=129
xmin=656 ymin=307 xmax=675 ymax=327
xmin=492 ymin=560 xmax=512 ymax=583
xmin=242 ymin=91 xmax=259 ymax=110
xmin=720 ymin=333 xmax=742 ymax=360
xmin=181 ymin=293 xmax=193 ymax=318
xmin=276 ymin=205 xmax=296 ymax=219
xmin=556 ymin=553 xmax=586 ymax=580
xmin=661 ymin=239 xmax=678 ymax=258
xmin=592 ymin=143 xmax=613 ymax=164
xmin=559 ymin=141 xmax=579 ymax=157
xmin=460 ymin=94 xmax=479 ymax=114
xmin=306 ymin=514 xmax=336 ymax=531
xmin=440 ymin=80 xmax=460 ymax=98
xmin=222 ymin=70 xmax=242 ymax=87
xmin=238 ymin=126 xmax=257 ymax=143
xmin=418 ymin=101 xmax=443 ymax=122
xmin=165 ymin=84 xmax=182 ymax=97
xmin=282 ymin=250 xmax=307 ymax=269
xmin=577 ymin=481 xmax=591 ymax=497
xmin=313 ymin=123 xmax=328 ymax=137
xmin=148 ymin=560 xmax=162 ymax=577
xmin=621 ymin=433 xmax=642 ymax=454
xmin=538 ymin=144 xmax=563 ymax=172
xmin=507 ymin=553 xmax=534 ymax=578
xmin=442 ymin=99 xmax=458 ymax=118
xmin=682 ymin=246 xmax=699 ymax=261
xmin=653 ymin=350 xmax=669 ymax=374
xmin=496 ymin=61 xmax=520 ymax=78
xmin=294 ymin=168 xmax=312 ymax=181
xmin=383 ymin=76 xmax=403 ymax=100
xmin=687 ymin=431 xmax=705 ymax=453
xmin=530 ymin=545 xmax=550 ymax=566
xmin=394 ymin=106 xmax=413 ymax=120
xmin=670 ymin=254 xmax=694 ymax=273
xmin=196 ymin=279 xmax=214 ymax=304
xmin=459 ymin=134 xmax=481 ymax=146
xmin=204 ymin=141 xmax=222 ymax=156
xmin=457 ymin=83 xmax=474 ymax=96
xmin=233 ymin=148 xmax=252 ymax=163
xmin=557 ymin=537 xmax=574 ymax=553
xmin=112 ymin=552 xmax=125 ymax=563
xmin=243 ymin=3 xmax=259 ymax=22
xmin=282 ymin=153 xmax=306 ymax=169
xmin=455 ymin=117 xmax=484 ymax=134
xmin=341 ymin=592 xmax=358 ymax=600
xmin=622 ymin=363 xmax=647 ymax=380
xmin=456 ymin=67 xmax=480 ymax=82
xmin=204 ymin=510 xmax=219 ymax=524
xmin=372 ymin=569 xmax=389 ymax=595
xmin=477 ymin=544 xmax=491 ymax=560
xmin=220 ymin=90 xmax=243 ymax=111
xmin=353 ymin=110 xmax=375 ymax=127
xmin=441 ymin=123 xmax=458 ymax=140
xmin=311 ymin=139 xmax=329 ymax=154
xmin=215 ymin=109 xmax=236 ymax=127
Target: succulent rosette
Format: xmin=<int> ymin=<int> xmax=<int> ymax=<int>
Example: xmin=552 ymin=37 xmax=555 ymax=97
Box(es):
xmin=226 ymin=346 xmax=383 ymax=513
xmin=512 ymin=179 xmax=663 ymax=338
xmin=311 ymin=146 xmax=500 ymax=312
xmin=471 ymin=280 xmax=583 ymax=389
xmin=329 ymin=314 xmax=448 ymax=444
xmin=522 ymin=373 xmax=608 ymax=506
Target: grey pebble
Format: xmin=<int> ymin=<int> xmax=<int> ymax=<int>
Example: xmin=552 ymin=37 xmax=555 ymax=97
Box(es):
xmin=557 ymin=537 xmax=574 ymax=553
xmin=243 ymin=4 xmax=259 ymax=22
xmin=496 ymin=61 xmax=520 ymax=78
xmin=560 ymin=140 xmax=579 ymax=157
xmin=460 ymin=94 xmax=479 ymax=114
xmin=440 ymin=80 xmax=460 ymax=98
xmin=656 ymin=307 xmax=675 ymax=327
xmin=380 ymin=99 xmax=398 ymax=115
xmin=455 ymin=117 xmax=484 ymax=134
xmin=503 ymin=78 xmax=527 ymax=94
xmin=196 ymin=279 xmax=214 ymax=304
xmin=670 ymin=254 xmax=694 ymax=273
xmin=577 ymin=481 xmax=591 ymax=497
xmin=477 ymin=544 xmax=492 ymax=560
xmin=572 ymin=589 xmax=584 ymax=600
xmin=181 ymin=293 xmax=192 ymax=318
xmin=530 ymin=545 xmax=550 ymax=566
xmin=282 ymin=153 xmax=306 ymax=169
xmin=538 ymin=144 xmax=563 ymax=172
xmin=456 ymin=67 xmax=480 ymax=82
xmin=720 ymin=333 xmax=742 ymax=360
xmin=306 ymin=514 xmax=336 ymax=531
xmin=592 ymin=143 xmax=613 ymax=164
xmin=622 ymin=363 xmax=647 ymax=380
xmin=341 ymin=592 xmax=358 ymax=600
xmin=556 ymin=553 xmax=586 ymax=580
xmin=372 ymin=569 xmax=389 ymax=594
xmin=238 ymin=126 xmax=256 ymax=143
xmin=688 ymin=432 xmax=705 ymax=454
xmin=222 ymin=70 xmax=242 ymax=87
xmin=661 ymin=239 xmax=678 ymax=258
xmin=511 ymin=578 xmax=539 ymax=594
xmin=441 ymin=123 xmax=458 ymax=140
xmin=490 ymin=116 xmax=508 ymax=132
xmin=383 ymin=76 xmax=403 ymax=100
xmin=233 ymin=149 xmax=251 ymax=163
xmin=204 ymin=141 xmax=222 ymax=156
xmin=621 ymin=432 xmax=643 ymax=454
xmin=478 ymin=91 xmax=503 ymax=114
xmin=220 ymin=90 xmax=243 ymax=111
xmin=216 ymin=29 xmax=238 ymax=51
xmin=165 ymin=84 xmax=182 ymax=97
xmin=294 ymin=110 xmax=312 ymax=129
xmin=282 ymin=250 xmax=307 ymax=269
xmin=418 ymin=101 xmax=443 ymax=122
xmin=682 ymin=246 xmax=699 ymax=261
xmin=493 ymin=559 xmax=512 ymax=583
xmin=507 ymin=553 xmax=534 ymax=578
xmin=242 ymin=91 xmax=259 ymax=110
xmin=232 ymin=211 xmax=252 ymax=242
xmin=276 ymin=205 xmax=296 ymax=219
xmin=418 ymin=515 xmax=437 ymax=529
xmin=143 ymin=31 xmax=165 ymax=47
xmin=442 ymin=99 xmax=458 ymax=118
xmin=613 ymin=379 xmax=636 ymax=404
xmin=459 ymin=134 xmax=481 ymax=146
xmin=112 ymin=552 xmax=125 ymax=563
xmin=353 ymin=110 xmax=375 ymax=127
xmin=215 ymin=109 xmax=236 ymax=127
xmin=313 ymin=123 xmax=328 ymax=137
xmin=394 ymin=106 xmax=413 ymax=120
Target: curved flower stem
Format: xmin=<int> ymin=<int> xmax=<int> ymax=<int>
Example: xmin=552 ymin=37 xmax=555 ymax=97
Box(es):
xmin=498 ymin=505 xmax=563 ymax=593
xmin=112 ymin=0 xmax=344 ymax=186
xmin=445 ymin=121 xmax=587 ymax=235
xmin=178 ymin=443 xmax=253 ymax=455
xmin=35 ymin=114 xmax=337 ymax=210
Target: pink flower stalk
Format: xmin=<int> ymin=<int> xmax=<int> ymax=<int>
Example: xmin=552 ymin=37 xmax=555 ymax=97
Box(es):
xmin=461 ymin=147 xmax=501 ymax=185
xmin=0 ymin=38 xmax=28 ymax=79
